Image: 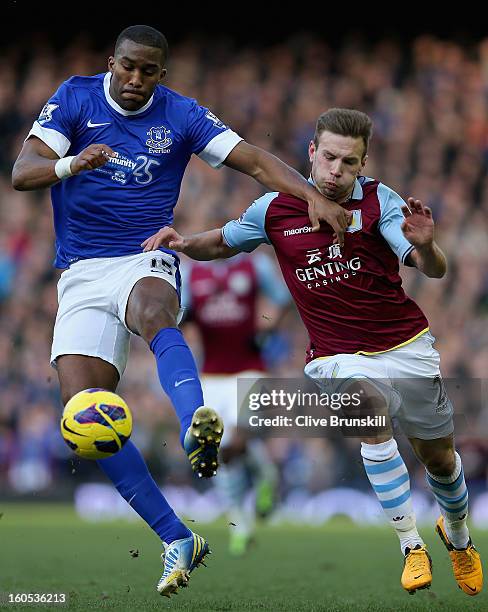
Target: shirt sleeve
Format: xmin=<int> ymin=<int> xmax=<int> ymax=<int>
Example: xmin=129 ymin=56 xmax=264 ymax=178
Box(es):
xmin=377 ymin=183 xmax=415 ymax=264
xmin=221 ymin=192 xmax=277 ymax=253
xmin=26 ymin=80 xmax=77 ymax=158
xmin=186 ymin=100 xmax=242 ymax=168
xmin=253 ymin=252 xmax=291 ymax=307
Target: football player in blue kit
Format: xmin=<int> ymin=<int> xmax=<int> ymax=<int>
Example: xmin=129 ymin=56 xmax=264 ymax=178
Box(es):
xmin=11 ymin=25 xmax=349 ymax=596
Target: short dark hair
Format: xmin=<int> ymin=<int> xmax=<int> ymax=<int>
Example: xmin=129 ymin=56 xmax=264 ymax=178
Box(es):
xmin=314 ymin=108 xmax=373 ymax=156
xmin=115 ymin=25 xmax=168 ymax=63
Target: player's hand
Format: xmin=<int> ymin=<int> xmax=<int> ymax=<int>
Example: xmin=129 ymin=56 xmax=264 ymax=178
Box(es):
xmin=71 ymin=144 xmax=115 ymax=174
xmin=307 ymin=194 xmax=351 ymax=247
xmin=141 ymin=227 xmax=187 ymax=252
xmin=401 ymin=197 xmax=434 ymax=248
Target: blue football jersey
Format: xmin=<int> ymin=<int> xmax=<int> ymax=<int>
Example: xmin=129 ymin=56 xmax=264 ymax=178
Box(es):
xmin=28 ymin=73 xmax=242 ymax=268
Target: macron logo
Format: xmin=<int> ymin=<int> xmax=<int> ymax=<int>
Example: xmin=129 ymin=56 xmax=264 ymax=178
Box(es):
xmin=87 ymin=119 xmax=111 ymax=128
xmin=284 ymin=225 xmax=313 ymax=237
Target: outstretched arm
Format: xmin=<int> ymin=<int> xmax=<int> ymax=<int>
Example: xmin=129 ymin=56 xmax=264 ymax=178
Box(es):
xmin=141 ymin=227 xmax=239 ymax=261
xmin=224 ymin=141 xmax=351 ymax=245
xmin=12 ymin=136 xmax=115 ymax=191
xmin=402 ymin=198 xmax=447 ymax=278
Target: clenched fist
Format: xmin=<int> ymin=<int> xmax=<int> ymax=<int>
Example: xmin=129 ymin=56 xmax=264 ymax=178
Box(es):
xmin=71 ymin=143 xmax=116 ymax=174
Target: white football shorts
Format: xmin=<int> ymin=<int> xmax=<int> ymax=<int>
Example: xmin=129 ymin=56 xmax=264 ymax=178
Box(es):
xmin=201 ymin=371 xmax=265 ymax=447
xmin=304 ymin=331 xmax=454 ymax=440
xmin=51 ymin=250 xmax=181 ymax=377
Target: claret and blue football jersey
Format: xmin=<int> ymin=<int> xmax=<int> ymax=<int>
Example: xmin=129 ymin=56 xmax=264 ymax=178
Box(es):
xmin=28 ymin=72 xmax=242 ymax=268
xmin=222 ymin=177 xmax=429 ymax=358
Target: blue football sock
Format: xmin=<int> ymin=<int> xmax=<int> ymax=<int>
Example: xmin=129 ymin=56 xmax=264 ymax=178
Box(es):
xmin=97 ymin=440 xmax=191 ymax=544
xmin=150 ymin=327 xmax=204 ymax=445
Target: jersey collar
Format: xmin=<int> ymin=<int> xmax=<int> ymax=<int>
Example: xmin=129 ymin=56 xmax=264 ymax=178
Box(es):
xmin=350 ymin=178 xmax=363 ymax=200
xmin=103 ymin=72 xmax=154 ymax=116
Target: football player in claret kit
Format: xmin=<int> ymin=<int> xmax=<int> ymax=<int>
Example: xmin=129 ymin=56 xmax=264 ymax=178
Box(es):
xmin=11 ymin=26 xmax=349 ymax=597
xmin=180 ymin=251 xmax=289 ymax=555
xmin=144 ymin=108 xmax=483 ymax=596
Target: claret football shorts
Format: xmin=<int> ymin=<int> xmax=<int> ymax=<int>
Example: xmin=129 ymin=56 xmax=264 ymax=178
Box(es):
xmin=304 ymin=332 xmax=454 ymax=440
xmin=51 ymin=250 xmax=181 ymax=377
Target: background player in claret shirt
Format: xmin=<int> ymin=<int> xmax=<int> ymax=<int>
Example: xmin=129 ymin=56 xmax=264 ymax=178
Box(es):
xmin=10 ymin=25 xmax=349 ymax=597
xmin=180 ymin=245 xmax=290 ymax=555
xmin=143 ymin=108 xmax=483 ymax=597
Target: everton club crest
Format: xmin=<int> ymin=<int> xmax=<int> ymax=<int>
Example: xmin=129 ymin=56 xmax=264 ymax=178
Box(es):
xmin=146 ymin=126 xmax=172 ymax=153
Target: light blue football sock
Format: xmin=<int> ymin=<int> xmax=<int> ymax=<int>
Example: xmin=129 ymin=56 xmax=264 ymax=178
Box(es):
xmin=97 ymin=440 xmax=191 ymax=544
xmin=361 ymin=438 xmax=424 ymax=554
xmin=426 ymin=451 xmax=470 ymax=549
xmin=150 ymin=327 xmax=203 ymax=446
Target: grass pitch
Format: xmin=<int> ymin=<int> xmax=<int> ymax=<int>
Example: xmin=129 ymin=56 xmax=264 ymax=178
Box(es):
xmin=1 ymin=504 xmax=487 ymax=611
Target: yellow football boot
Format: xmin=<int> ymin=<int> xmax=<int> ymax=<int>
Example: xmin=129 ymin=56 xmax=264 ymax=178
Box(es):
xmin=436 ymin=516 xmax=483 ymax=596
xmin=401 ymin=545 xmax=432 ymax=594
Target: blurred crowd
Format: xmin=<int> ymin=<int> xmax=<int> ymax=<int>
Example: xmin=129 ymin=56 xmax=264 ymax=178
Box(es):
xmin=0 ymin=31 xmax=487 ymax=501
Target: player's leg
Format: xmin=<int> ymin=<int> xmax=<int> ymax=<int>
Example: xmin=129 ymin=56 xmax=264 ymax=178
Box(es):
xmin=304 ymin=356 xmax=420 ymax=554
xmin=56 ymin=354 xmax=119 ymax=404
xmin=238 ymin=373 xmax=279 ymax=523
xmin=360 ymin=432 xmax=432 ymax=593
xmin=357 ymin=340 xmax=438 ymax=593
xmin=219 ymin=437 xmax=279 ymax=557
xmin=361 ymin=433 xmax=424 ymax=555
xmin=53 ymin=258 xmax=211 ymax=595
xmin=125 ymin=275 xmax=223 ymax=478
xmin=328 ymin=356 xmax=432 ymax=593
xmin=217 ymin=438 xmax=277 ymax=557
xmin=57 ymin=355 xmax=208 ymax=596
xmin=248 ymin=438 xmax=278 ymax=521
xmin=409 ymin=435 xmax=483 ymax=595
xmin=126 ymin=276 xmax=198 ymax=437
xmin=219 ymin=437 xmax=254 ymax=556
xmin=389 ymin=332 xmax=482 ymax=594
xmin=329 ymin=372 xmax=424 ymax=559
xmin=200 ymin=375 xmax=254 ymax=553
xmin=207 ymin=373 xmax=277 ymax=554
xmin=57 ymin=354 xmax=191 ymax=544
xmin=305 ymin=354 xmax=431 ymax=594
xmin=217 ymin=437 xmax=277 ymax=557
xmin=409 ymin=435 xmax=466 ymax=545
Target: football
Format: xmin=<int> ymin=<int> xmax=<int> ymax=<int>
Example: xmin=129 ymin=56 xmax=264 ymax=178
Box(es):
xmin=60 ymin=388 xmax=132 ymax=460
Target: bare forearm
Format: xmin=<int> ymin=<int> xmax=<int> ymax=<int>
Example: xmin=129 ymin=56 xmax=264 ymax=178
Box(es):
xmin=13 ymin=139 xmax=114 ymax=191
xmin=181 ymin=229 xmax=239 ymax=260
xmin=410 ymin=243 xmax=447 ymax=278
xmin=250 ymin=151 xmax=314 ymax=200
xmin=12 ymin=156 xmax=60 ymax=191
xmin=226 ymin=145 xmax=315 ymax=202
xmin=224 ymin=141 xmax=349 ymax=239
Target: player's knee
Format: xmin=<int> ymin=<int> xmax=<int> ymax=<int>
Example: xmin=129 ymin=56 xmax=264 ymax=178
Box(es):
xmin=135 ymin=302 xmax=177 ymax=341
xmin=423 ymin=448 xmax=456 ymax=477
